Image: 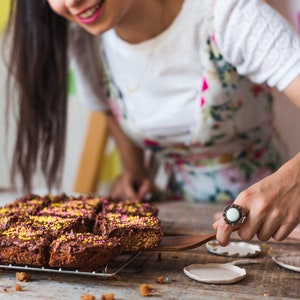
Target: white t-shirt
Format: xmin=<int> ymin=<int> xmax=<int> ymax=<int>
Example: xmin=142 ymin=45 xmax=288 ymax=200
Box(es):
xmin=73 ymin=0 xmax=300 ymax=114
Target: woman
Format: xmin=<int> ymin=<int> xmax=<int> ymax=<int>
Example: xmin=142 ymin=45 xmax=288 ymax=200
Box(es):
xmin=5 ymin=0 xmax=300 ymax=244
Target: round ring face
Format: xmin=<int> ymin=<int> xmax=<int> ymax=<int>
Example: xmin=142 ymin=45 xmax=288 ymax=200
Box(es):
xmin=223 ymin=204 xmax=245 ymax=226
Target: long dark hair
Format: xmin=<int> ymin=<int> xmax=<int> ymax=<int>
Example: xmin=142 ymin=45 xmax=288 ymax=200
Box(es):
xmin=5 ymin=0 xmax=69 ymax=192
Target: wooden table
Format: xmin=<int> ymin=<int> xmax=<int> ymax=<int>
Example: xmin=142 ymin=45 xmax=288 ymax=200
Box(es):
xmin=0 ymin=200 xmax=299 ymax=300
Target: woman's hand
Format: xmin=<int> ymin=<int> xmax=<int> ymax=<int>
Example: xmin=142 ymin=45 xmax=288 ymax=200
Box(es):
xmin=109 ymin=169 xmax=153 ymax=201
xmin=106 ymin=113 xmax=154 ymax=201
xmin=213 ymin=153 xmax=300 ymax=246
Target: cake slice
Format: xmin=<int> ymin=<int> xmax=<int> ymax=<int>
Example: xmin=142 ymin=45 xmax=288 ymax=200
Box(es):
xmin=24 ymin=215 xmax=91 ymax=237
xmin=94 ymin=213 xmax=163 ymax=252
xmin=0 ymin=210 xmax=20 ymax=232
xmin=38 ymin=195 xmax=104 ymax=221
xmin=103 ymin=199 xmax=158 ymax=217
xmin=49 ymin=232 xmax=121 ymax=271
xmin=4 ymin=194 xmax=51 ymax=216
xmin=0 ymin=224 xmax=51 ymax=267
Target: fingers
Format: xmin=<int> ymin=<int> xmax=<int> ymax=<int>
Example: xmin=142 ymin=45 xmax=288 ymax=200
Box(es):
xmin=215 ymin=188 xmax=299 ymax=245
xmin=286 ymin=224 xmax=300 ymax=240
xmin=109 ymin=172 xmax=153 ymax=202
xmin=215 ymin=193 xmax=252 ymax=246
xmin=254 ymin=212 xmax=281 ymax=241
xmin=137 ymin=179 xmax=152 ymax=200
xmin=272 ymin=222 xmax=299 ymax=241
xmin=123 ymin=183 xmax=139 ymax=200
xmin=215 ymin=218 xmax=234 ymax=246
xmin=237 ymin=207 xmax=260 ymax=241
xmin=109 ymin=174 xmax=138 ymax=201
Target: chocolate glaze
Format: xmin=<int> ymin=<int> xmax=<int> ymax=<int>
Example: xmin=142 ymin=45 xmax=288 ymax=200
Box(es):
xmin=0 ymin=194 xmax=162 ymax=269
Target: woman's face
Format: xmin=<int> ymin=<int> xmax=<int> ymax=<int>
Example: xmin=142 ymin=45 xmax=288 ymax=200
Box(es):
xmin=47 ymin=0 xmax=138 ymax=35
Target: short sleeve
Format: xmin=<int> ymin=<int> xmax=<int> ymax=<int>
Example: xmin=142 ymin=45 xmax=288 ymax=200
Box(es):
xmin=214 ymin=0 xmax=300 ymax=91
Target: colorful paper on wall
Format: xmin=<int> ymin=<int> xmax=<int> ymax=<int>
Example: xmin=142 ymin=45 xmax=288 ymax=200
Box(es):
xmin=68 ymin=71 xmax=77 ymax=95
xmin=98 ymin=146 xmax=121 ymax=183
xmin=0 ymin=0 xmax=10 ymax=33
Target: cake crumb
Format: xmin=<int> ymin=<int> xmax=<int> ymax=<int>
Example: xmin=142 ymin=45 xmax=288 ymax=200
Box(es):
xmin=81 ymin=294 xmax=95 ymax=300
xmin=16 ymin=272 xmax=31 ymax=282
xmin=16 ymin=284 xmax=22 ymax=291
xmin=101 ymin=293 xmax=115 ymax=300
xmin=140 ymin=284 xmax=152 ymax=297
xmin=156 ymin=276 xmax=164 ymax=284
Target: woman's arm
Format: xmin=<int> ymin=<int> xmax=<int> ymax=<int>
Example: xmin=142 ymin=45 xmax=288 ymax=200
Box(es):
xmin=215 ymin=74 xmax=300 ymax=245
xmin=106 ymin=113 xmax=152 ymax=201
xmin=284 ymin=74 xmax=300 ymax=108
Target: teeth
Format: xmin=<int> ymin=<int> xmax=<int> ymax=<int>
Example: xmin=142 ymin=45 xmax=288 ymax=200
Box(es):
xmin=79 ymin=3 xmax=101 ymax=19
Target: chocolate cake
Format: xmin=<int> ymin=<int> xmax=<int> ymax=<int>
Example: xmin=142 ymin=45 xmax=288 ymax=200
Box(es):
xmin=4 ymin=194 xmax=51 ymax=216
xmin=24 ymin=215 xmax=90 ymax=237
xmin=0 ymin=213 xmax=19 ymax=232
xmin=94 ymin=213 xmax=163 ymax=252
xmin=38 ymin=196 xmax=104 ymax=221
xmin=103 ymin=199 xmax=158 ymax=217
xmin=0 ymin=224 xmax=51 ymax=267
xmin=0 ymin=194 xmax=163 ymax=270
xmin=49 ymin=232 xmax=121 ymax=271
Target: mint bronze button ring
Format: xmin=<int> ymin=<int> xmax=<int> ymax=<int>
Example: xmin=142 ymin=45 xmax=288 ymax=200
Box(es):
xmin=223 ymin=204 xmax=246 ymax=226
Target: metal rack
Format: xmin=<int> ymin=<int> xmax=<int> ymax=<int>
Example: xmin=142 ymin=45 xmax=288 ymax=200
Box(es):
xmin=0 ymin=251 xmax=141 ymax=278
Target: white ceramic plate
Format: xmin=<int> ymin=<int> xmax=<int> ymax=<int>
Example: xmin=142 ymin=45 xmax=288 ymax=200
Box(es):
xmin=272 ymin=254 xmax=300 ymax=273
xmin=206 ymin=240 xmax=261 ymax=257
xmin=184 ymin=263 xmax=246 ymax=284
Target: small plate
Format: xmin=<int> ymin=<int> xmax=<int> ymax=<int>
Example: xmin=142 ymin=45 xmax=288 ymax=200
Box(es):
xmin=206 ymin=240 xmax=261 ymax=257
xmin=272 ymin=254 xmax=300 ymax=273
xmin=184 ymin=263 xmax=246 ymax=284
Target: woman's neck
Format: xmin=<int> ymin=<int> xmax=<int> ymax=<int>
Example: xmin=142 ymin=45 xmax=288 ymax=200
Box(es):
xmin=114 ymin=0 xmax=184 ymax=44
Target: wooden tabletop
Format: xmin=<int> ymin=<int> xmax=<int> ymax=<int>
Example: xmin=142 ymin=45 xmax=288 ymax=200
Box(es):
xmin=0 ymin=200 xmax=299 ymax=300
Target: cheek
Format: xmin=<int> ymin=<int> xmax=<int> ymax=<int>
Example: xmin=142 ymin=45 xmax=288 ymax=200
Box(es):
xmin=47 ymin=1 xmax=70 ymax=20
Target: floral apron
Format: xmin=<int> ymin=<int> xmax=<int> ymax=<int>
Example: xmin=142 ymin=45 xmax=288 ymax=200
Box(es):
xmin=101 ymin=15 xmax=285 ymax=203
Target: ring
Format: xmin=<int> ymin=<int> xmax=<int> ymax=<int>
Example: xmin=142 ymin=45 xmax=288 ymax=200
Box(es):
xmin=222 ymin=204 xmax=246 ymax=226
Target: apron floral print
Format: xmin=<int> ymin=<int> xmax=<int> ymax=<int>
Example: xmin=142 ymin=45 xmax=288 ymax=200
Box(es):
xmin=100 ymin=17 xmax=284 ymax=203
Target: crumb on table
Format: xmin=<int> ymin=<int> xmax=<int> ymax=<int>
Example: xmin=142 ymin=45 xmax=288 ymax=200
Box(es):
xmin=101 ymin=293 xmax=115 ymax=300
xmin=80 ymin=294 xmax=95 ymax=300
xmin=156 ymin=276 xmax=164 ymax=284
xmin=16 ymin=284 xmax=22 ymax=291
xmin=140 ymin=284 xmax=153 ymax=297
xmin=16 ymin=272 xmax=31 ymax=282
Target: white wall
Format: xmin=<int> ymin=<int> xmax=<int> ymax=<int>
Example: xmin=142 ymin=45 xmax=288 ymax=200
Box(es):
xmin=0 ymin=36 xmax=13 ymax=188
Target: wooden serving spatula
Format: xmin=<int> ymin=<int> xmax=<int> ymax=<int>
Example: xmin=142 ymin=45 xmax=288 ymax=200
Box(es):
xmin=148 ymin=232 xmax=217 ymax=251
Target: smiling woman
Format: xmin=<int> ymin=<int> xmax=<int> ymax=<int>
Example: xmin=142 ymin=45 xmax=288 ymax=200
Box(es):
xmin=3 ymin=0 xmax=300 ymax=247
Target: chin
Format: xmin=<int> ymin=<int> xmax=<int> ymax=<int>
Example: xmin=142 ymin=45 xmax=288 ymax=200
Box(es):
xmin=82 ymin=24 xmax=110 ymax=36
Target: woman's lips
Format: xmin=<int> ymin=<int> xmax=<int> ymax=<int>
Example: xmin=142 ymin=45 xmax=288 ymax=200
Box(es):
xmin=77 ymin=1 xmax=104 ymax=25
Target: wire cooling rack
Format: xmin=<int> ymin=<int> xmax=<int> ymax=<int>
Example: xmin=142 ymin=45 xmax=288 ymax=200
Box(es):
xmin=0 ymin=251 xmax=142 ymax=278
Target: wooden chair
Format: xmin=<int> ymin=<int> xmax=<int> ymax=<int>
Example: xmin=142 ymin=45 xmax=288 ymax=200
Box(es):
xmin=73 ymin=111 xmax=108 ymax=194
